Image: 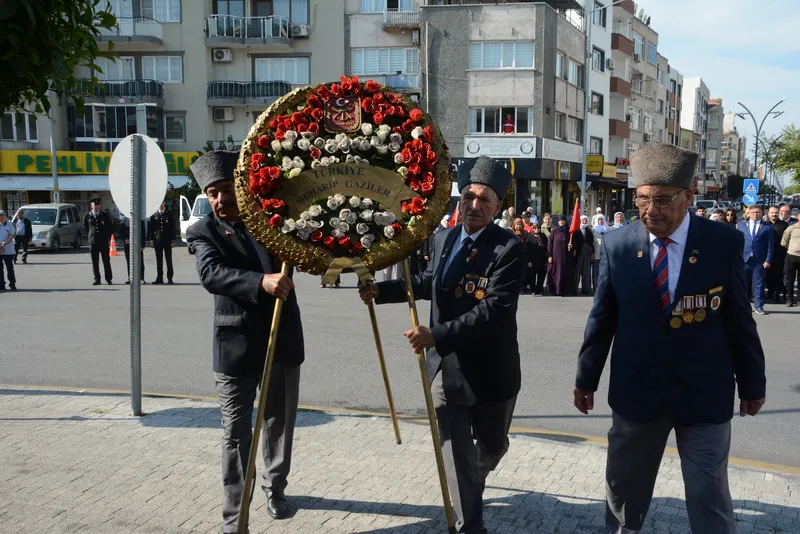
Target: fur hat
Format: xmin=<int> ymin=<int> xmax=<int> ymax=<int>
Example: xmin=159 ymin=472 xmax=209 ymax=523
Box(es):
xmin=190 ymin=151 xmax=239 ymax=191
xmin=456 ymin=156 xmax=512 ymax=200
xmin=630 ymin=143 xmax=698 ymax=189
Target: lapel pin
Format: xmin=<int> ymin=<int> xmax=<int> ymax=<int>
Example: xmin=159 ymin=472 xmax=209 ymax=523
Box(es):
xmin=637 ymin=251 xmax=643 ymax=258
xmin=692 ymin=249 xmax=700 ymax=255
xmin=225 ymin=230 xmax=232 ymax=236
xmin=688 ymin=256 xmax=697 ymax=264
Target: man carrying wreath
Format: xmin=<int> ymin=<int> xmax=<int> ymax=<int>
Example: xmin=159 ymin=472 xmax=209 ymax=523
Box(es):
xmin=360 ymin=156 xmax=527 ymax=534
xmin=187 ymin=151 xmax=305 ymax=533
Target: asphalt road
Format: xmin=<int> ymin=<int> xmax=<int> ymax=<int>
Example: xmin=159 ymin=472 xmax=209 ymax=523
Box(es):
xmin=1 ymin=245 xmax=799 ymax=467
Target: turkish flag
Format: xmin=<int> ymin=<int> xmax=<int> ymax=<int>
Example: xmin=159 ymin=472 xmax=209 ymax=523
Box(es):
xmin=568 ymin=199 xmax=581 ymax=235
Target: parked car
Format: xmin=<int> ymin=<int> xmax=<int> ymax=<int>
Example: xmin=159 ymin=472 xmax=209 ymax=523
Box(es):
xmin=179 ymin=194 xmax=211 ymax=253
xmin=693 ymin=199 xmax=719 ymax=212
xmin=12 ymin=203 xmax=82 ymax=252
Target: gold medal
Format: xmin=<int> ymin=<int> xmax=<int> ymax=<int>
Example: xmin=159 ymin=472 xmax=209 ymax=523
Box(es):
xmin=455 ymin=286 xmax=463 ymax=298
xmin=474 ymin=289 xmax=486 ymax=300
xmin=682 ymin=311 xmax=694 ymax=324
xmin=670 ymin=317 xmax=682 ymax=329
xmin=694 ymin=308 xmax=706 ymax=322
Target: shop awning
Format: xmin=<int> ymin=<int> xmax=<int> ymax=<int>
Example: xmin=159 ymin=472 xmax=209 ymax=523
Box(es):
xmin=0 ymin=174 xmax=191 ymax=191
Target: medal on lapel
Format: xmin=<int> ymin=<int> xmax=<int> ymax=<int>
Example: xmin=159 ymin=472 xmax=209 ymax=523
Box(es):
xmin=474 ymin=288 xmax=486 ymax=300
xmin=694 ymin=294 xmax=707 ymax=322
xmin=477 ymin=277 xmax=488 ymax=289
xmin=465 ymin=281 xmax=476 ymax=294
xmin=466 ymin=248 xmax=479 ymax=263
xmin=670 ymin=317 xmax=682 ymax=329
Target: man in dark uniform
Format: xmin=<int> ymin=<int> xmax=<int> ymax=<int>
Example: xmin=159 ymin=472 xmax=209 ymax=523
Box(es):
xmin=119 ymin=215 xmax=146 ymax=285
xmin=574 ymin=144 xmax=766 ymax=534
xmin=148 ymin=201 xmax=176 ymax=284
xmin=83 ymin=198 xmax=113 ymax=285
xmin=766 ymin=205 xmax=788 ymax=303
xmin=360 ymin=157 xmax=526 ymax=534
xmin=187 ymin=151 xmax=305 ymax=534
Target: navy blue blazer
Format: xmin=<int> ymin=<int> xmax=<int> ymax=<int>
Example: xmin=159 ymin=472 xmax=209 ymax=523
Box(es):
xmin=576 ymin=215 xmax=766 ymax=425
xmin=736 ymin=220 xmax=774 ymax=264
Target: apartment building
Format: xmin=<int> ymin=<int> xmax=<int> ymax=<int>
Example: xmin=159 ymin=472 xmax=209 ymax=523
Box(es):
xmin=666 ymin=64 xmax=683 ymax=146
xmin=680 ymin=77 xmax=709 ymax=184
xmin=0 ymin=0 xmax=346 ymax=214
xmin=421 ymin=0 xmax=585 ymax=215
xmin=586 ymin=1 xmax=611 ymax=166
xmin=720 ymin=112 xmax=741 ymax=185
xmin=705 ymin=97 xmax=723 ymax=199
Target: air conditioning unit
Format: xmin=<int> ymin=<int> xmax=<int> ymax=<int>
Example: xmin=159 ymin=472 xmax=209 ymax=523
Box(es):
xmin=606 ymin=57 xmax=615 ymax=70
xmin=644 ymin=133 xmax=652 ymax=142
xmin=412 ymin=30 xmax=420 ymax=45
xmin=291 ymin=24 xmax=310 ymax=37
xmin=633 ymin=53 xmax=641 ymax=62
xmin=212 ymin=107 xmax=235 ymax=122
xmin=213 ymin=48 xmax=233 ymax=63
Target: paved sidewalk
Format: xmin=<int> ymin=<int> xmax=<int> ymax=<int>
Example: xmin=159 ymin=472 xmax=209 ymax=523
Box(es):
xmin=1 ymin=386 xmax=799 ymax=534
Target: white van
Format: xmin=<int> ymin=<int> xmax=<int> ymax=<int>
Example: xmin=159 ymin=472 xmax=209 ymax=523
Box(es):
xmin=179 ymin=194 xmax=211 ymax=249
xmin=13 ymin=203 xmax=83 ymax=252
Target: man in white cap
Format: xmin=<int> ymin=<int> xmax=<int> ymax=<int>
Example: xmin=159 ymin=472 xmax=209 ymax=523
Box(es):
xmin=591 ymin=206 xmax=604 ymax=227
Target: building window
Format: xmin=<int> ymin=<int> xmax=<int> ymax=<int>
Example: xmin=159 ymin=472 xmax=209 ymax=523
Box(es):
xmin=555 ymin=51 xmax=565 ymax=79
xmin=591 ymin=92 xmax=604 ymax=115
xmin=469 ymin=41 xmax=535 ymax=70
xmin=591 ymin=47 xmax=605 ymax=72
xmin=351 ymin=48 xmax=418 ymax=75
xmin=141 ymin=0 xmax=181 ymax=22
xmin=627 ymin=142 xmax=640 ymax=157
xmin=567 ymin=59 xmax=584 ymax=88
xmin=633 ymin=32 xmax=644 ymax=57
xmin=647 ymin=42 xmax=657 ymax=64
xmin=164 ymin=111 xmax=186 ymax=142
xmin=593 ymin=2 xmax=606 ymax=27
xmin=631 ymin=76 xmax=643 ymax=95
xmin=590 ymin=137 xmax=603 ymax=155
xmin=643 ymin=112 xmax=654 ymax=135
xmin=0 ymin=112 xmax=38 ymax=142
xmin=669 ymin=79 xmax=676 ymax=93
xmin=469 ymin=107 xmax=533 ymax=134
xmin=630 ymin=106 xmax=641 ymax=131
xmin=658 ymin=100 xmax=664 ymax=113
xmin=214 ymin=0 xmax=244 ymax=16
xmin=94 ymin=57 xmax=135 ymax=81
xmin=255 ymin=57 xmax=310 ymax=84
xmin=554 ymin=112 xmax=566 ymax=140
xmin=568 ymin=117 xmax=583 ymax=143
xmin=360 ymin=0 xmax=412 ymax=12
xmin=69 ymin=104 xmax=156 ymax=141
xmin=142 ymin=56 xmax=183 ymax=83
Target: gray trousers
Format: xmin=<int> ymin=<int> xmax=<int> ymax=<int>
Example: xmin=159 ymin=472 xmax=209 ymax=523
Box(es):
xmin=605 ymin=412 xmax=734 ymax=534
xmin=214 ymin=364 xmax=300 ymax=534
xmin=432 ymin=372 xmax=516 ymax=534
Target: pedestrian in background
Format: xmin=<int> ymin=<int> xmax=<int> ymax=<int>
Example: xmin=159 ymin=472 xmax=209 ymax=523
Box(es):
xmin=612 ymin=212 xmax=626 ymax=229
xmin=13 ymin=209 xmax=32 ymax=264
xmin=576 ymin=215 xmax=594 ymax=295
xmin=723 ymin=208 xmax=738 ymax=228
xmin=120 ymin=215 xmax=146 ymax=285
xmin=766 ymin=206 xmax=788 ymax=303
xmin=83 ymin=198 xmax=113 ymax=286
xmin=149 ymin=202 xmax=176 ymax=284
xmin=525 ymin=222 xmax=548 ymax=295
xmin=592 ymin=215 xmax=609 ymax=292
xmin=0 ymin=210 xmax=17 ymax=290
xmin=737 ymin=205 xmax=773 ymax=315
xmin=781 ymin=219 xmax=800 ymax=307
xmin=779 ymin=203 xmax=797 ymax=225
xmin=541 ymin=213 xmax=553 ymax=238
xmin=547 ymin=215 xmax=578 ymax=296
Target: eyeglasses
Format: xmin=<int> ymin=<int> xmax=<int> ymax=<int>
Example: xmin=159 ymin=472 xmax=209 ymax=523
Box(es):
xmin=633 ymin=189 xmax=685 ymax=209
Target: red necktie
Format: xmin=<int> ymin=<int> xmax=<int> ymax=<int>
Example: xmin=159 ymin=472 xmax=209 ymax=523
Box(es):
xmin=653 ymin=237 xmax=671 ymax=311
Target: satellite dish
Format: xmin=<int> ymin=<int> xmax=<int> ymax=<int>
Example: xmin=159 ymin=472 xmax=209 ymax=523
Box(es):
xmin=645 ymin=15 xmax=651 ymax=25
xmin=638 ymin=8 xmax=645 ymax=19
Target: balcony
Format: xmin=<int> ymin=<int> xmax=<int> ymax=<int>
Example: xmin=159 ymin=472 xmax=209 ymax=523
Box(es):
xmin=383 ymin=9 xmax=419 ymax=29
xmin=609 ymin=119 xmax=630 ymax=139
xmin=205 ymin=15 xmax=292 ymax=48
xmin=68 ymin=79 xmax=164 ymax=104
xmin=206 ymin=81 xmax=294 ymax=107
xmin=611 ymin=33 xmax=633 ymax=56
xmin=610 ymin=76 xmax=631 ymax=98
xmin=384 ymin=74 xmax=420 ymax=92
xmin=98 ymin=17 xmax=163 ymax=48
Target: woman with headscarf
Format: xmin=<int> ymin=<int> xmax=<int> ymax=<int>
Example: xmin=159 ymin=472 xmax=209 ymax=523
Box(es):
xmin=576 ymin=215 xmax=594 ymax=295
xmin=611 ymin=211 xmax=626 ymax=229
xmin=525 ymin=220 xmax=548 ymax=295
xmin=547 ymin=215 xmax=579 ymax=296
xmin=592 ymin=214 xmax=610 ymax=292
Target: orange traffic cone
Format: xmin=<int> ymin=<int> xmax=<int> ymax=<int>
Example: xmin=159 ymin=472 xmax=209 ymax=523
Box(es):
xmin=109 ymin=235 xmax=118 ymax=257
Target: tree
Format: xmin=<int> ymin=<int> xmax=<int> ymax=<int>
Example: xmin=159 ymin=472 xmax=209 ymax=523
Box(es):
xmin=783 ymin=184 xmax=800 ymax=196
xmin=774 ymin=125 xmax=800 ymax=185
xmin=0 ymin=0 xmax=116 ymax=114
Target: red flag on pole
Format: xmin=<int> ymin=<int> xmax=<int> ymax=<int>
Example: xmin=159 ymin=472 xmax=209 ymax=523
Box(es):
xmin=568 ymin=198 xmax=581 ymax=234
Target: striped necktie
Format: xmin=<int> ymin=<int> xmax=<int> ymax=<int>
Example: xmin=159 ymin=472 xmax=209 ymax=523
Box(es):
xmin=653 ymin=237 xmax=671 ymax=311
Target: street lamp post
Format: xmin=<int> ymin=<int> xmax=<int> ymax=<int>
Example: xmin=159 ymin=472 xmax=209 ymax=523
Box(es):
xmin=735 ymin=97 xmax=786 ymax=193
xmin=580 ymin=0 xmax=626 ymax=215
xmin=758 ymin=134 xmax=783 ymax=205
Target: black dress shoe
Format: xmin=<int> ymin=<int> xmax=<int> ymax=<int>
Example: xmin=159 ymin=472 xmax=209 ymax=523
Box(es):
xmin=92 ymin=281 xmax=101 ymax=286
xmin=267 ymin=493 xmax=289 ymax=520
xmin=107 ymin=281 xmax=113 ymax=285
xmin=125 ymin=280 xmax=131 ymax=285
xmin=9 ymin=285 xmax=16 ymax=291
xmin=153 ymin=279 xmax=164 ymax=285
xmin=168 ymin=280 xmax=174 ymax=285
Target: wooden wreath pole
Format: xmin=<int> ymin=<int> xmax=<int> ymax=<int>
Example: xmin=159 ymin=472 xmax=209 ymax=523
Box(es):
xmin=367 ymin=298 xmax=402 ymax=444
xmin=401 ymin=259 xmax=456 ymax=533
xmin=237 ymin=262 xmax=290 ymax=534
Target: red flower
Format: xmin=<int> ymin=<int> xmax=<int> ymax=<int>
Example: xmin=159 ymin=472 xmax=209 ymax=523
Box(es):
xmin=361 ymin=97 xmax=375 ymax=114
xmin=291 ymin=113 xmax=308 ymax=126
xmin=395 ymin=107 xmax=406 ymax=118
xmin=257 ymin=135 xmax=270 ymax=148
xmin=316 ymin=85 xmax=331 ymax=100
xmin=392 ymin=126 xmax=404 ymax=135
xmin=412 ymin=152 xmax=423 ymax=164
xmin=351 ymin=241 xmax=364 ymax=253
xmin=385 ymin=105 xmax=396 ymax=116
xmin=423 ymin=126 xmax=434 ymax=142
xmin=275 ymin=130 xmax=286 ymax=141
xmin=402 ymin=120 xmax=415 ymax=133
xmin=308 ymin=122 xmax=320 ymax=134
xmin=297 ymin=123 xmax=308 ymax=133
xmin=409 ymin=108 xmax=424 ymax=122
xmin=408 ymin=163 xmax=421 ymax=176
xmin=392 ymin=221 xmax=403 ymax=233
xmin=421 ymin=181 xmax=434 ymax=195
xmin=282 ymin=120 xmax=293 ymax=130
xmin=373 ymin=93 xmax=385 ymax=104
xmin=411 ymin=139 xmax=424 ymax=151
xmin=422 ymin=172 xmax=434 ymax=184
xmin=403 ymin=197 xmax=425 ymax=215
xmin=311 ymin=230 xmax=323 ymax=243
xmin=330 ymin=84 xmax=343 ymax=97
xmin=311 ymin=108 xmax=323 ymax=121
xmin=386 ymin=93 xmax=400 ymax=104
xmin=400 ymin=148 xmax=413 ymax=164
xmin=365 ymin=80 xmax=381 ymax=93
xmin=409 ymin=178 xmax=421 ymax=191
xmin=250 ymin=161 xmax=261 ymax=172
xmin=269 ymin=214 xmax=283 ymax=227
xmin=251 ymin=153 xmax=265 ymax=165
xmin=260 ymin=198 xmax=271 ymax=210
xmin=351 ymin=75 xmax=359 ymax=86
xmin=268 ymin=119 xmax=279 ymax=129
xmin=323 ymin=236 xmax=335 ymax=249
xmin=310 ymin=147 xmax=322 ymax=159
xmin=267 ymin=166 xmax=282 ymax=180
xmin=307 ymin=95 xmax=321 ymax=108
xmin=373 ymin=112 xmax=385 ymax=125
xmin=341 ymin=80 xmax=353 ymax=92
xmin=259 ymin=167 xmax=272 ymax=181
xmin=338 ymin=236 xmax=351 ymax=248
xmin=427 ymin=151 xmax=438 ymax=163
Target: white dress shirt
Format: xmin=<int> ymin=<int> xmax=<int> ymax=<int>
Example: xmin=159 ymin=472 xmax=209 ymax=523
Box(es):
xmin=442 ymin=225 xmax=486 ymax=274
xmin=649 ymin=211 xmax=691 ymax=303
xmin=749 ymin=219 xmax=760 ymax=238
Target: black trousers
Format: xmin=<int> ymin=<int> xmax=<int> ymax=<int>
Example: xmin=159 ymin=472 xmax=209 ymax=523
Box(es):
xmin=153 ymin=242 xmax=174 ymax=282
xmin=526 ymin=263 xmax=546 ymax=294
xmin=785 ymin=254 xmax=800 ymax=304
xmin=123 ymin=244 xmax=145 ymax=281
xmin=14 ymin=237 xmax=29 ymax=262
xmin=767 ymin=254 xmax=787 ymax=298
xmin=90 ymin=243 xmax=112 ymax=283
xmin=0 ymin=255 xmax=15 ymax=288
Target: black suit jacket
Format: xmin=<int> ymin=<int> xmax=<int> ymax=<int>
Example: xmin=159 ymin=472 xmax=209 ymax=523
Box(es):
xmin=148 ymin=210 xmax=176 ymax=245
xmin=576 ymin=215 xmax=766 ymax=425
xmin=377 ymin=223 xmax=526 ymax=404
xmin=83 ymin=210 xmax=113 ymax=247
xmin=187 ymin=214 xmax=304 ymax=377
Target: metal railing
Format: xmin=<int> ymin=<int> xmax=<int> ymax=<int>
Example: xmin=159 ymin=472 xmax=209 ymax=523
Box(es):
xmin=99 ymin=17 xmax=163 ymax=40
xmin=383 ymin=9 xmax=419 ymax=25
xmin=206 ymin=81 xmax=294 ymax=100
xmin=384 ymin=74 xmax=420 ymax=90
xmin=206 ymin=14 xmax=291 ymax=39
xmin=69 ymin=79 xmax=164 ymax=98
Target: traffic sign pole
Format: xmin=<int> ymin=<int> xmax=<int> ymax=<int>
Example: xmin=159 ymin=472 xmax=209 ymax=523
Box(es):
xmin=130 ymin=135 xmax=144 ymax=417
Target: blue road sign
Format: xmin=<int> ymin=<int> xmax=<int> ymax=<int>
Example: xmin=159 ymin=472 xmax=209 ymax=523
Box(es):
xmin=744 ymin=179 xmax=759 ymax=195
xmin=743 ymin=192 xmax=759 ymax=207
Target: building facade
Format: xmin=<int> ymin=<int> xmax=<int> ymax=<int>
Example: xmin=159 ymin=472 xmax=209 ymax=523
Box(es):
xmin=680 ymin=77 xmax=709 ymax=185
xmin=705 ymin=97 xmax=723 ymax=199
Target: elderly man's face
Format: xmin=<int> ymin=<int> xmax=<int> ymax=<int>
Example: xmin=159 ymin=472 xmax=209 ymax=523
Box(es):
xmin=459 ymin=183 xmax=502 ymax=234
xmin=206 ymin=180 xmax=240 ymax=222
xmin=780 ymin=205 xmax=792 ymax=221
xmin=636 ymin=185 xmax=692 ymax=237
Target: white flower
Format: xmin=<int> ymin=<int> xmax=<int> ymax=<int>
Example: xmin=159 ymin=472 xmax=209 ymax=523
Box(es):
xmin=280 ymin=219 xmax=296 ymax=234
xmin=331 ymin=156 xmax=341 ymax=164
xmin=325 ymin=141 xmax=338 ymax=154
xmin=356 ymin=223 xmax=370 ymax=235
xmin=373 ymin=212 xmax=388 ymax=226
xmin=326 ymin=195 xmax=340 ymax=210
xmin=338 ymin=142 xmax=351 ymax=154
xmin=389 ymin=142 xmax=401 ymax=153
xmin=345 ymin=154 xmax=355 ymax=163
xmin=308 ymin=205 xmax=323 ymax=217
xmin=338 ymin=222 xmax=350 ymax=233
xmin=311 ymin=159 xmax=322 ymax=169
xmin=360 ymin=198 xmax=373 ymax=209
xmin=295 ymin=219 xmax=308 ymax=229
xmin=390 ymin=133 xmax=403 ymax=144
xmin=288 ymin=168 xmax=302 ymax=178
xmin=307 ymin=220 xmax=323 ymax=230
xmin=296 ymin=228 xmax=311 ymax=240
xmin=361 ymin=123 xmax=374 ymax=136
xmin=292 ymin=156 xmax=305 ymax=169
xmin=394 ymin=153 xmax=404 ymax=165
xmin=297 ymin=139 xmax=311 ymax=151
xmin=411 ymin=126 xmax=424 ymax=139
xmin=329 ymin=217 xmax=341 ymax=228
xmin=284 ymin=130 xmax=298 ymax=142
xmin=281 ymin=140 xmax=294 ymax=151
xmin=359 ymin=139 xmax=372 ymax=151
xmin=384 ymin=225 xmax=395 ymax=239
xmin=361 ymin=159 xmax=370 ymax=165
xmin=271 ymin=140 xmax=282 ymax=153
xmin=281 ymin=156 xmax=293 ymax=170
xmin=360 ymin=209 xmax=374 ymax=222
xmin=333 ymin=193 xmax=346 ymax=205
xmin=353 ymin=155 xmax=364 ymax=164
xmin=349 ymin=196 xmax=361 ymax=208
xmin=377 ymin=124 xmax=391 ymax=141
xmin=370 ymin=136 xmax=382 ymax=148
xmin=374 ymin=211 xmax=396 ymax=226
xmin=335 ymin=133 xmax=348 ymax=143
xmin=314 ymin=137 xmax=326 ymax=148
xmin=397 ymin=166 xmax=409 ymax=177
xmin=360 ymin=234 xmax=375 ymax=248
xmin=299 ymin=211 xmax=311 ymax=221
xmin=376 ymin=145 xmax=389 ymax=155
xmin=346 ymin=213 xmax=357 ymax=225
xmin=301 ymin=131 xmax=315 ymax=140
xmin=332 ymin=228 xmax=346 ymax=238
xmin=384 ymin=211 xmax=397 ymax=224
xmin=339 ymin=208 xmax=352 ymax=221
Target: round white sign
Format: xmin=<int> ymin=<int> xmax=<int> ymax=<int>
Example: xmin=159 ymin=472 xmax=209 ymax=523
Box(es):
xmin=108 ymin=134 xmax=169 ymax=219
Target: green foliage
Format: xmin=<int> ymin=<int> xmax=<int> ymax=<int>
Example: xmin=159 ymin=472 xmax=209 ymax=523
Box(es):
xmin=783 ymin=184 xmax=800 ymax=196
xmin=179 ymin=136 xmax=242 ymax=204
xmin=0 ymin=0 xmax=116 ymax=114
xmin=774 ymin=125 xmax=800 ymax=184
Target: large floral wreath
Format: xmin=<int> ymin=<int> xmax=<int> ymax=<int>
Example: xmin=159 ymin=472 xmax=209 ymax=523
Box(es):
xmin=236 ymin=76 xmax=451 ymax=275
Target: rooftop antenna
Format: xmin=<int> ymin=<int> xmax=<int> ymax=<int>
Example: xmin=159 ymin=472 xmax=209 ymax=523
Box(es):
xmin=638 ymin=8 xmax=645 ymax=19
xmin=645 ymin=15 xmax=651 ymax=25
